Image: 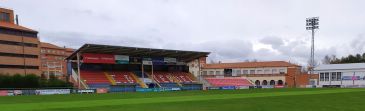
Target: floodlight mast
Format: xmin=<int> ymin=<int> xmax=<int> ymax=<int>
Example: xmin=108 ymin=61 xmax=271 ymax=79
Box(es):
xmin=306 ymin=17 xmax=319 ymax=86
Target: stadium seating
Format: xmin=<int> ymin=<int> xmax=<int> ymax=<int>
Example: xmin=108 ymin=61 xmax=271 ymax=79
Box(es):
xmin=134 ymin=71 xmax=149 ymax=78
xmin=171 ymin=72 xmax=196 ymax=83
xmin=80 ymin=70 xmax=110 ymax=84
xmin=205 ymin=77 xmax=252 ymax=87
xmin=109 ymin=71 xmax=136 ymax=84
xmin=151 ymin=72 xmax=173 ymax=83
xmin=80 ymin=70 xmax=111 ymax=89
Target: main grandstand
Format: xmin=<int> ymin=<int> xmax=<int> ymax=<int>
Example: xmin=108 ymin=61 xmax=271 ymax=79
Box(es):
xmin=66 ymin=44 xmax=210 ymax=92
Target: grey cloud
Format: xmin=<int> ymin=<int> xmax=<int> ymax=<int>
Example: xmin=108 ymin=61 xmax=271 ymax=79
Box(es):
xmin=350 ymin=34 xmax=365 ymax=53
xmin=39 ymin=31 xmax=162 ymax=49
xmin=259 ymin=36 xmax=284 ymax=49
xmin=2 ymin=0 xmax=365 ymax=66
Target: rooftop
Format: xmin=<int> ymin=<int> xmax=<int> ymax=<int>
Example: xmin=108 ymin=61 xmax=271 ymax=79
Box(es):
xmin=66 ymin=44 xmax=210 ymax=62
xmin=0 ymin=21 xmax=37 ymax=33
xmin=202 ymin=61 xmax=299 ymax=69
xmin=314 ymin=63 xmax=365 ymax=71
xmin=40 ymin=42 xmax=64 ymax=49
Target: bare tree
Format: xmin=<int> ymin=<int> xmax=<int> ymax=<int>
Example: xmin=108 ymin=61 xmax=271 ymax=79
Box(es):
xmin=322 ymin=55 xmax=331 ymax=64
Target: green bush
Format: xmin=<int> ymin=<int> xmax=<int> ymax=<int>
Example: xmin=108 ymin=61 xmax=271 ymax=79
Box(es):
xmin=0 ymin=74 xmax=73 ymax=88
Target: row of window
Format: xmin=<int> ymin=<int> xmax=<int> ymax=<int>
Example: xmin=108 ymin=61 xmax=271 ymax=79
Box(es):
xmin=320 ymin=72 xmax=342 ymax=81
xmin=0 ymin=40 xmax=38 ymax=47
xmin=42 ymin=71 xmax=63 ymax=76
xmin=41 ymin=63 xmax=63 ymax=68
xmin=0 ymin=27 xmax=38 ymax=38
xmin=0 ymin=12 xmax=10 ymax=22
xmin=41 ymin=56 xmax=66 ymax=61
xmin=0 ymin=52 xmax=38 ymax=58
xmin=203 ymin=69 xmax=286 ymax=75
xmin=0 ymin=64 xmax=39 ymax=69
xmin=41 ymin=49 xmax=66 ymax=55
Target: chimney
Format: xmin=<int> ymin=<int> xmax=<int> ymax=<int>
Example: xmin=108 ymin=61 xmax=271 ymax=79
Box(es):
xmin=15 ymin=14 xmax=19 ymax=25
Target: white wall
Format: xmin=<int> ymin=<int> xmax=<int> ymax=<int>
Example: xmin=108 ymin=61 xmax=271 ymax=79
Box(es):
xmin=315 ymin=69 xmax=365 ymax=86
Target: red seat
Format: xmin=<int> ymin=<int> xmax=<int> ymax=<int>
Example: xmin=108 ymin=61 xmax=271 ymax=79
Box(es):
xmin=109 ymin=71 xmax=136 ymax=84
xmin=80 ymin=70 xmax=110 ymax=84
xmin=171 ymin=72 xmax=196 ymax=83
xmin=150 ymin=72 xmax=172 ymax=83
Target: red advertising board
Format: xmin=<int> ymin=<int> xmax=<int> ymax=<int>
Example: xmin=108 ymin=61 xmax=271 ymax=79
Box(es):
xmin=82 ymin=53 xmax=115 ymax=64
xmin=96 ymin=88 xmax=108 ymax=94
xmin=0 ymin=90 xmax=8 ymax=96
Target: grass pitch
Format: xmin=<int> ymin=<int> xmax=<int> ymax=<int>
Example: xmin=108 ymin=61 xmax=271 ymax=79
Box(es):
xmin=1 ymin=88 xmax=364 ymax=111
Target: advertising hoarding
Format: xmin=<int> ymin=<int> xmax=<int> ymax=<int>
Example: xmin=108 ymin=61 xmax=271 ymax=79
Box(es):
xmin=82 ymin=53 xmax=115 ymax=64
xmin=115 ymin=55 xmax=129 ymax=64
xmin=35 ymin=89 xmax=71 ymax=95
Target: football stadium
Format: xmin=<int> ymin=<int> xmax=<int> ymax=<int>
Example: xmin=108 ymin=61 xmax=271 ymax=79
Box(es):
xmin=66 ymin=44 xmax=209 ymax=92
xmin=1 ymin=2 xmax=365 ymax=111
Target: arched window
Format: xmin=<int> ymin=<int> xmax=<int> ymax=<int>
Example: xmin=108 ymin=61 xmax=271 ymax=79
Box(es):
xmin=262 ymin=80 xmax=268 ymax=85
xmin=270 ymin=80 xmax=275 ymax=85
xmin=278 ymin=80 xmax=283 ymax=86
xmin=255 ymin=80 xmax=260 ymax=86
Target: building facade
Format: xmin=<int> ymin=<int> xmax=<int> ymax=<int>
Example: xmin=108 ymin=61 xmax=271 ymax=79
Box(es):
xmin=200 ymin=61 xmax=309 ymax=87
xmin=314 ymin=63 xmax=365 ymax=87
xmin=40 ymin=42 xmax=74 ymax=80
xmin=0 ymin=8 xmax=41 ymax=75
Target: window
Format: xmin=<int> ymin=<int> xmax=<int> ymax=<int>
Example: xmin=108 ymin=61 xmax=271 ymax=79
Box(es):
xmin=215 ymin=71 xmax=221 ymax=75
xmin=242 ymin=70 xmax=248 ymax=74
xmin=0 ymin=40 xmax=38 ymax=47
xmin=279 ymin=69 xmax=285 ymax=74
xmin=0 ymin=28 xmax=38 ymax=38
xmin=0 ymin=52 xmax=38 ymax=58
xmin=337 ymin=72 xmax=342 ymax=81
xmin=0 ymin=64 xmax=39 ymax=69
xmin=209 ymin=71 xmax=214 ymax=75
xmin=331 ymin=72 xmax=337 ymax=81
xmin=264 ymin=69 xmax=270 ymax=74
xmin=256 ymin=70 xmax=263 ymax=74
xmin=320 ymin=73 xmax=324 ymax=81
xmin=250 ymin=70 xmax=255 ymax=74
xmin=41 ymin=49 xmax=46 ymax=53
xmin=236 ymin=70 xmax=241 ymax=75
xmin=325 ymin=72 xmax=329 ymax=81
xmin=202 ymin=71 xmax=207 ymax=75
xmin=0 ymin=12 xmax=10 ymax=22
xmin=272 ymin=69 xmax=278 ymax=74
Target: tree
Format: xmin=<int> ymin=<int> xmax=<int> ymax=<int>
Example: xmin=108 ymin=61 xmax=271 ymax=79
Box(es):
xmin=322 ymin=55 xmax=331 ymax=64
xmin=325 ymin=52 xmax=365 ymax=64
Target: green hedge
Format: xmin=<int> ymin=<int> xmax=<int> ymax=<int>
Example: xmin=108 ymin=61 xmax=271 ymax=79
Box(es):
xmin=0 ymin=74 xmax=73 ymax=88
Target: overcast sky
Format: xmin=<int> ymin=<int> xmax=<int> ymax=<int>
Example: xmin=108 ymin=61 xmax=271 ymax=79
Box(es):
xmin=1 ymin=0 xmax=364 ymax=65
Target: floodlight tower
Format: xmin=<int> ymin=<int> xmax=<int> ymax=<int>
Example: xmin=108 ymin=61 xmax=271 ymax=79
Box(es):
xmin=306 ymin=17 xmax=319 ymax=85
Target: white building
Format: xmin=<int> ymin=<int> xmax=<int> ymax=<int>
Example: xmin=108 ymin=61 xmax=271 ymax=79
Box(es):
xmin=314 ymin=63 xmax=365 ymax=87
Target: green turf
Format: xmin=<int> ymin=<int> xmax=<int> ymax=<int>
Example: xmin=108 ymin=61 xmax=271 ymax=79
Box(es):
xmin=0 ymin=88 xmax=364 ymax=111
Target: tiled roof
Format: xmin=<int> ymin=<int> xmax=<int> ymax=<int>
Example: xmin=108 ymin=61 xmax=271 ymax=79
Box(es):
xmin=40 ymin=42 xmax=64 ymax=49
xmin=65 ymin=48 xmax=75 ymax=52
xmin=0 ymin=21 xmax=37 ymax=32
xmin=202 ymin=61 xmax=299 ymax=69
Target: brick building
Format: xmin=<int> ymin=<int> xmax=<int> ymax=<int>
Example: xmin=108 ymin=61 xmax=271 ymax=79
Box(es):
xmin=200 ymin=61 xmax=313 ymax=87
xmin=0 ymin=7 xmax=41 ymax=75
xmin=40 ymin=42 xmax=74 ymax=80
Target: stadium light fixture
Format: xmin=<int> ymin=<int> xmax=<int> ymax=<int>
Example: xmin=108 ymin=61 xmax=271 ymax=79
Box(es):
xmin=306 ymin=17 xmax=319 ymax=86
